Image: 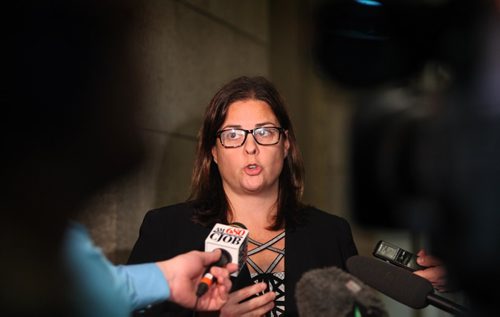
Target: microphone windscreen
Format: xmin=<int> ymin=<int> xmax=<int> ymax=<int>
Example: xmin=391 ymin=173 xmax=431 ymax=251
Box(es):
xmin=204 ymin=223 xmax=249 ymax=277
xmin=347 ymin=255 xmax=433 ymax=309
xmin=296 ymin=266 xmax=386 ymax=316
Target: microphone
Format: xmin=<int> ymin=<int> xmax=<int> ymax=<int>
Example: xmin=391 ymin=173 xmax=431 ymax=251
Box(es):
xmin=196 ymin=223 xmax=249 ymax=297
xmin=346 ymin=256 xmax=468 ymax=316
xmin=295 ymin=266 xmax=388 ymax=316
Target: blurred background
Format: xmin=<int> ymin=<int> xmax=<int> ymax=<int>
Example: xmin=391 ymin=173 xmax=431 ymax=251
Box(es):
xmin=71 ymin=0 xmax=498 ymax=316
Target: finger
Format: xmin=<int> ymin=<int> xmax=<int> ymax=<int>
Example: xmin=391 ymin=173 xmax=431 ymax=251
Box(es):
xmin=202 ymin=249 xmax=222 ymax=266
xmin=225 ymin=263 xmax=238 ymax=274
xmin=417 ymin=253 xmax=443 ymax=267
xmin=414 ymin=266 xmax=446 ymax=283
xmin=245 ymin=301 xmax=275 ymax=317
xmin=211 ymin=267 xmax=232 ymax=291
xmin=238 ymin=292 xmax=276 ymax=316
xmin=211 ymin=266 xmax=229 ymax=279
xmin=227 ymin=283 xmax=268 ymax=304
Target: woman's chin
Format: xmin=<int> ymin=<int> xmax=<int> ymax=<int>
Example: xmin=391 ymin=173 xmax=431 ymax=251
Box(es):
xmin=241 ymin=181 xmax=265 ymax=194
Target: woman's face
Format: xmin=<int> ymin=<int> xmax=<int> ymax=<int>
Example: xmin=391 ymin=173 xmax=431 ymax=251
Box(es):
xmin=211 ymin=99 xmax=289 ymax=197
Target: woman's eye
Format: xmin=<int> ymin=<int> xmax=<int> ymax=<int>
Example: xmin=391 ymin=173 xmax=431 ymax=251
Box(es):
xmin=256 ymin=129 xmax=268 ymax=136
xmin=225 ymin=130 xmax=242 ymax=139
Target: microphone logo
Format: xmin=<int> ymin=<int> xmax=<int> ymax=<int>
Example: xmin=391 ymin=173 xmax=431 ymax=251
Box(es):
xmin=208 ymin=226 xmax=246 ymax=245
xmin=205 ymin=223 xmax=249 ymax=277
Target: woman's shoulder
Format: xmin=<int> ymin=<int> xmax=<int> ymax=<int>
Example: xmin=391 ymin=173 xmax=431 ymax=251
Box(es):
xmin=297 ymin=205 xmax=352 ymax=231
xmin=140 ymin=202 xmax=199 ymax=229
xmin=138 ymin=201 xmax=210 ymax=238
xmin=146 ymin=201 xmax=196 ymax=217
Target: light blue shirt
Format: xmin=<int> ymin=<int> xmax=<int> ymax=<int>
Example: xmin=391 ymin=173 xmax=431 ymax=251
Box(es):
xmin=63 ymin=222 xmax=170 ymax=317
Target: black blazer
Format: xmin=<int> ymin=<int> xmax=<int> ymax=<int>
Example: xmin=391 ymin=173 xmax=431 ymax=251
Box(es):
xmin=128 ymin=202 xmax=358 ymax=316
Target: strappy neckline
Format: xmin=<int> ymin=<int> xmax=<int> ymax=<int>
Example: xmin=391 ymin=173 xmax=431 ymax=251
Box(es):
xmin=247 ymin=231 xmax=285 ymax=274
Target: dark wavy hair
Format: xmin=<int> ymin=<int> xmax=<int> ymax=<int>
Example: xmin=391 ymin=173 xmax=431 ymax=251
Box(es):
xmin=189 ymin=76 xmax=305 ymax=230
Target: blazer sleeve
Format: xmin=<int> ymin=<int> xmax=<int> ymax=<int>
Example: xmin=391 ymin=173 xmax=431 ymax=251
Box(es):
xmin=126 ymin=205 xmax=209 ymax=317
xmin=127 ymin=204 xmax=208 ymax=265
xmin=336 ymin=216 xmax=358 ymax=268
xmin=128 ymin=209 xmax=172 ymax=264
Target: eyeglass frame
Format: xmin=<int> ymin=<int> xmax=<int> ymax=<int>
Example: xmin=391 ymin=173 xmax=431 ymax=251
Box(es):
xmin=216 ymin=126 xmax=286 ymax=148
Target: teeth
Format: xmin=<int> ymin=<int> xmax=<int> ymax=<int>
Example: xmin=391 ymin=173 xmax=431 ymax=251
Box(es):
xmin=248 ymin=164 xmax=257 ymax=169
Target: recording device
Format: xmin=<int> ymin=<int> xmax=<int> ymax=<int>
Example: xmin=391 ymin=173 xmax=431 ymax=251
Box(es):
xmin=204 ymin=223 xmax=249 ymax=277
xmin=347 ymin=255 xmax=468 ymax=315
xmin=296 ymin=266 xmax=387 ymax=316
xmin=373 ymin=240 xmax=424 ymax=272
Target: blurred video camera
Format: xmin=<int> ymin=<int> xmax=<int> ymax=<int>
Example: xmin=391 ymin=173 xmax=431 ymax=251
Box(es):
xmin=313 ymin=0 xmax=500 ymax=315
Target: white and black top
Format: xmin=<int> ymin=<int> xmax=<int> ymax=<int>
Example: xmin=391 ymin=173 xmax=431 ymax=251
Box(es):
xmin=248 ymin=231 xmax=285 ymax=317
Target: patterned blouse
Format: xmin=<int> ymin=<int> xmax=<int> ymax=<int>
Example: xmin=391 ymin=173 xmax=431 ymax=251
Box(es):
xmin=247 ymin=231 xmax=285 ymax=317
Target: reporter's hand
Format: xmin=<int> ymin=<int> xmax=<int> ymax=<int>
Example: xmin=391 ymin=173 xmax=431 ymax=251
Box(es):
xmin=414 ymin=249 xmax=450 ymax=292
xmin=220 ymin=283 xmax=276 ymax=317
xmin=156 ymin=249 xmax=238 ymax=310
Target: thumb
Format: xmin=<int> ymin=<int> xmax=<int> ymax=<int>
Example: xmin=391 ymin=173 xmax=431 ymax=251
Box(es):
xmin=203 ymin=249 xmax=222 ymax=266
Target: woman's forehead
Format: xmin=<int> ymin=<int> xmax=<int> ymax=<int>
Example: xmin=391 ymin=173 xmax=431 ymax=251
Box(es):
xmin=223 ymin=99 xmax=278 ymax=124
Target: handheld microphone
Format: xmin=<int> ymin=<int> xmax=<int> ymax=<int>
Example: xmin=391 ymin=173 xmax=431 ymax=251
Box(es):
xmin=296 ymin=266 xmax=388 ymax=316
xmin=196 ymin=223 xmax=249 ymax=297
xmin=204 ymin=223 xmax=249 ymax=277
xmin=346 ymin=255 xmax=468 ymax=316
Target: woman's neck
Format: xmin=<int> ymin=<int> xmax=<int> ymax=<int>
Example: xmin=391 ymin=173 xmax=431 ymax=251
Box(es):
xmin=225 ymin=191 xmax=279 ymax=230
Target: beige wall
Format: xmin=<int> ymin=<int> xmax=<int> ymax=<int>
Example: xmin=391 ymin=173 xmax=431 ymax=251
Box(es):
xmin=78 ymin=0 xmax=375 ymax=262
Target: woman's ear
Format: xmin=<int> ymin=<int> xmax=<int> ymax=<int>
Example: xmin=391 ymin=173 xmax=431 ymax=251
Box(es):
xmin=284 ymin=131 xmax=290 ymax=158
xmin=211 ymin=146 xmax=218 ymax=164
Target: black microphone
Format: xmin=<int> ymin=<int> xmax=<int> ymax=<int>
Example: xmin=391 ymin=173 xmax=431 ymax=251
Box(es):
xmin=346 ymin=255 xmax=468 ymax=315
xmin=296 ymin=266 xmax=388 ymax=316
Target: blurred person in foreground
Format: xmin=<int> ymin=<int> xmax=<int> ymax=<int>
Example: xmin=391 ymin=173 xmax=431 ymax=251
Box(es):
xmin=2 ymin=1 xmax=234 ymax=317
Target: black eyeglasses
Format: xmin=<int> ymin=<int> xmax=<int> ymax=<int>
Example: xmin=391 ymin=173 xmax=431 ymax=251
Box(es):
xmin=216 ymin=127 xmax=285 ymax=148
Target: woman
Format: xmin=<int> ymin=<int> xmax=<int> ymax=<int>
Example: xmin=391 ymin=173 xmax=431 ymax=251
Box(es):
xmin=128 ymin=76 xmax=357 ymax=316
xmin=127 ymin=76 xmax=447 ymax=316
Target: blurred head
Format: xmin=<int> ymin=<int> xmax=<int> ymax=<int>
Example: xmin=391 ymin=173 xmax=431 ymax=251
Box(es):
xmin=4 ymin=0 xmax=143 ymax=219
xmin=3 ymin=0 xmax=142 ymax=315
xmin=190 ymin=76 xmax=304 ymax=229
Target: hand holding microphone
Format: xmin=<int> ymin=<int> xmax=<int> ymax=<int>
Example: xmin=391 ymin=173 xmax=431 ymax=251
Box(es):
xmin=196 ymin=223 xmax=250 ymax=297
xmin=155 ymin=249 xmax=237 ymax=311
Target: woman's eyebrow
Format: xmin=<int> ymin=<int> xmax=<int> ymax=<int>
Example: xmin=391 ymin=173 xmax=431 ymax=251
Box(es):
xmin=255 ymin=122 xmax=277 ymax=127
xmin=220 ymin=124 xmax=242 ymax=130
xmin=220 ymin=122 xmax=277 ymax=130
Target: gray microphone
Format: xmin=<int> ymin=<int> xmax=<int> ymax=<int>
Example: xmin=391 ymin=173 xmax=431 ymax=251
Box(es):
xmin=296 ymin=266 xmax=388 ymax=316
xmin=347 ymin=256 xmax=468 ymax=316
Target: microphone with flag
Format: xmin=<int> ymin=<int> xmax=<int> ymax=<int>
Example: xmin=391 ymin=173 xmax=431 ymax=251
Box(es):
xmin=196 ymin=223 xmax=249 ymax=297
xmin=296 ymin=266 xmax=388 ymax=316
